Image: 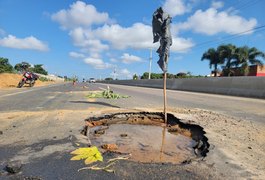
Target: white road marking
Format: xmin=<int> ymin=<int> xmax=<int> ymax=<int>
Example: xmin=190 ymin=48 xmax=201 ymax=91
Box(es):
xmin=98 ymin=87 xmax=107 ymax=91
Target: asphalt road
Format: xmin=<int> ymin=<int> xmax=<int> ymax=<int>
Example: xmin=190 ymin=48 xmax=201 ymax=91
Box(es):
xmin=0 ymin=82 xmax=264 ymax=179
xmin=0 ymin=82 xmax=264 ymax=123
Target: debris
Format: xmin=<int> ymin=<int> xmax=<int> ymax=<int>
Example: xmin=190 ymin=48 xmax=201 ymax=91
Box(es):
xmin=94 ymin=129 xmax=105 ymax=136
xmin=78 ymin=162 xmax=115 ymax=173
xmin=5 ymin=161 xmax=22 ymax=174
xmin=120 ymin=133 xmax=128 ymax=137
xmin=107 ymin=154 xmax=131 ymax=163
xmin=70 ymin=146 xmax=103 ymax=165
xmin=86 ymin=88 xmax=129 ymax=99
xmin=85 ymin=121 xmax=94 ymax=127
xmin=101 ymin=144 xmax=118 ymax=151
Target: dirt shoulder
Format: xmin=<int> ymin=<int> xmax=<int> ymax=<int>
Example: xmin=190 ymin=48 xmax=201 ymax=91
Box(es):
xmin=0 ymin=73 xmax=56 ymax=89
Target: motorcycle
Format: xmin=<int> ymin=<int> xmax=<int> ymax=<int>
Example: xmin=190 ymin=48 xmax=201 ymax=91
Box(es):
xmin=17 ymin=71 xmax=39 ymax=88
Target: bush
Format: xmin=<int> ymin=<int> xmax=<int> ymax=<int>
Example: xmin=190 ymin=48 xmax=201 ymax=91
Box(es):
xmin=39 ymin=77 xmax=50 ymax=82
xmin=0 ymin=57 xmax=13 ymax=73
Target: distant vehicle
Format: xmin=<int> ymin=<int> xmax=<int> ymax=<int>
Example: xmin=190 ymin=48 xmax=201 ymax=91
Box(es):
xmin=89 ymin=78 xmax=96 ymax=83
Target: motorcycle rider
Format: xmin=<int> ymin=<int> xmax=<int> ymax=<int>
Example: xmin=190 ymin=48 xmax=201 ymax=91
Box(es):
xmin=17 ymin=64 xmax=39 ymax=88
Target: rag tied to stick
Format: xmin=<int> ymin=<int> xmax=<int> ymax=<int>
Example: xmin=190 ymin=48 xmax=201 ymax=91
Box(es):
xmin=152 ymin=7 xmax=172 ymax=72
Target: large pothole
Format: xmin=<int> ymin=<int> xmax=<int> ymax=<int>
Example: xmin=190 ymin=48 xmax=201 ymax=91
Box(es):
xmin=82 ymin=112 xmax=209 ymax=164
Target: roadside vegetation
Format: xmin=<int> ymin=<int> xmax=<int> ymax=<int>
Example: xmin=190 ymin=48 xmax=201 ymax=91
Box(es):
xmin=140 ymin=72 xmax=203 ymax=79
xmin=0 ymin=57 xmax=13 ymax=73
xmin=0 ymin=57 xmax=48 ymax=75
xmin=201 ymin=44 xmax=265 ymax=77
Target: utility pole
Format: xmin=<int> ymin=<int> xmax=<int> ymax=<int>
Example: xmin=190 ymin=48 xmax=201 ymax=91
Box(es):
xmin=148 ymin=48 xmax=153 ymax=79
xmin=113 ymin=68 xmax=117 ymax=80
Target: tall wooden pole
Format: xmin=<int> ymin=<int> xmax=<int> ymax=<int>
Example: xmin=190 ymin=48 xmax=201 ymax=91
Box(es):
xmin=163 ymin=56 xmax=167 ymax=124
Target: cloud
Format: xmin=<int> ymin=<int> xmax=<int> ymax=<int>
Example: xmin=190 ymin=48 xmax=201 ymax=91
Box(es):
xmin=211 ymin=1 xmax=224 ymax=9
xmin=52 ymin=1 xmax=194 ymax=55
xmin=93 ymin=23 xmax=153 ymax=50
xmin=178 ymin=7 xmax=257 ymax=35
xmin=171 ymin=37 xmax=194 ymax=52
xmin=51 ymin=1 xmax=110 ymax=30
xmin=120 ymin=53 xmax=142 ymax=64
xmin=69 ymin=51 xmax=85 ymax=59
xmin=110 ymin=68 xmax=132 ymax=79
xmin=69 ymin=27 xmax=109 ymax=53
xmin=84 ymin=57 xmax=113 ymax=69
xmin=0 ymin=35 xmax=49 ymax=51
xmin=119 ymin=68 xmax=132 ymax=78
xmin=163 ymin=0 xmax=191 ymax=17
xmin=92 ymin=23 xmax=194 ymax=53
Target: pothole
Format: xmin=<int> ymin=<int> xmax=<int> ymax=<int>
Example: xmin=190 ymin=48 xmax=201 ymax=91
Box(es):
xmin=81 ymin=112 xmax=209 ymax=164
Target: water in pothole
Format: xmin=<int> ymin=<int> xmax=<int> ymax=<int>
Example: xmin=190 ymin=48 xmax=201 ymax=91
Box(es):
xmin=89 ymin=124 xmax=196 ymax=164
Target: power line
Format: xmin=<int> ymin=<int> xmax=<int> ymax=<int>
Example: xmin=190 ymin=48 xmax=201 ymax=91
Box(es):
xmin=176 ymin=25 xmax=265 ymax=52
xmin=228 ymin=0 xmax=262 ymax=11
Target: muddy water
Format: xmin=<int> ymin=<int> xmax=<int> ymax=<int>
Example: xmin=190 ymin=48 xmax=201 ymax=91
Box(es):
xmin=89 ymin=124 xmax=196 ymax=164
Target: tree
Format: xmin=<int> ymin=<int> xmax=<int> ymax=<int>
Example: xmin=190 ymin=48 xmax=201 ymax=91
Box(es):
xmin=218 ymin=44 xmax=237 ymax=76
xmin=133 ymin=74 xmax=138 ymax=80
xmin=151 ymin=73 xmax=163 ymax=79
xmin=31 ymin=64 xmax=48 ymax=75
xmin=234 ymin=46 xmax=265 ymax=76
xmin=14 ymin=62 xmax=31 ymax=72
xmin=167 ymin=73 xmax=175 ymax=79
xmin=201 ymin=48 xmax=223 ymax=77
xmin=105 ymin=77 xmax=113 ymax=81
xmin=0 ymin=57 xmax=13 ymax=73
xmin=141 ymin=72 xmax=149 ymax=79
xmin=141 ymin=72 xmax=164 ymax=79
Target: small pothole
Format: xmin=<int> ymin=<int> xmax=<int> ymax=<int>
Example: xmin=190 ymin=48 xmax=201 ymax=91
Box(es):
xmin=82 ymin=112 xmax=209 ymax=164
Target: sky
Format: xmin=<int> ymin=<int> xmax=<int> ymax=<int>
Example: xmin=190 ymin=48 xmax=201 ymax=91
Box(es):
xmin=0 ymin=0 xmax=265 ymax=80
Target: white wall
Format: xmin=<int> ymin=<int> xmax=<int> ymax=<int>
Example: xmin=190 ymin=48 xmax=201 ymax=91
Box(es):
xmin=102 ymin=77 xmax=265 ymax=99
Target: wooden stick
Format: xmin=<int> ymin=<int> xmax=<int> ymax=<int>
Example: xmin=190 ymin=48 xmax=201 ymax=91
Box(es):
xmin=163 ymin=69 xmax=167 ymax=124
xmin=159 ymin=126 xmax=167 ymax=161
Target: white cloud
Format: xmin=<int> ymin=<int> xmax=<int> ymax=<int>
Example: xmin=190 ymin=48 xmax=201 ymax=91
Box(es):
xmin=163 ymin=0 xmax=191 ymax=17
xmin=111 ymin=68 xmax=132 ymax=79
xmin=51 ymin=1 xmax=110 ymax=30
xmin=84 ymin=57 xmax=113 ymax=69
xmin=120 ymin=53 xmax=142 ymax=64
xmin=171 ymin=37 xmax=194 ymax=52
xmin=120 ymin=68 xmax=132 ymax=78
xmin=69 ymin=51 xmax=85 ymax=59
xmin=69 ymin=23 xmax=194 ymax=55
xmin=69 ymin=27 xmax=109 ymax=53
xmin=0 ymin=35 xmax=49 ymax=51
xmin=178 ymin=7 xmax=257 ymax=35
xmin=92 ymin=23 xmax=194 ymax=53
xmin=211 ymin=1 xmax=224 ymax=9
xmin=93 ymin=23 xmax=153 ymax=50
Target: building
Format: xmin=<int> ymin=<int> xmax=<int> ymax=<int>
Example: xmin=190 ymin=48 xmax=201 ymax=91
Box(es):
xmin=221 ymin=65 xmax=265 ymax=76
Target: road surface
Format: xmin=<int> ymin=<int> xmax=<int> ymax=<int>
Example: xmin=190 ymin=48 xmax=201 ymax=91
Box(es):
xmin=0 ymin=82 xmax=264 ymax=179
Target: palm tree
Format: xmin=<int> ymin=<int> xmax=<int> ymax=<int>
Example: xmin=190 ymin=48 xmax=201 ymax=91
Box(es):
xmin=235 ymin=46 xmax=265 ymax=76
xmin=218 ymin=44 xmax=237 ymax=76
xmin=201 ymin=48 xmax=223 ymax=77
